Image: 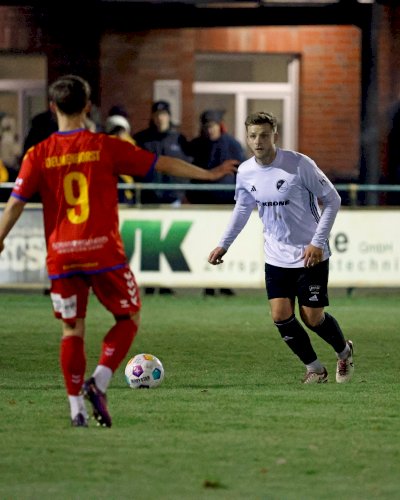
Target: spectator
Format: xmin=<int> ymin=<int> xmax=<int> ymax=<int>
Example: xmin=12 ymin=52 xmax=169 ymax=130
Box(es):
xmin=23 ymin=103 xmax=100 ymax=156
xmin=0 ymin=159 xmax=8 ymax=182
xmin=134 ymin=100 xmax=193 ymax=296
xmin=0 ymin=114 xmax=21 ymax=201
xmin=0 ymin=159 xmax=11 ymax=202
xmin=186 ymin=109 xmax=246 ymax=205
xmin=105 ymin=113 xmax=136 ymax=204
xmin=105 ymin=114 xmax=134 ymax=143
xmin=186 ymin=109 xmax=246 ymax=297
xmin=108 ymin=104 xmax=129 ymax=120
xmin=22 ymin=109 xmax=58 ymax=155
xmin=133 ymin=100 xmax=192 ymax=206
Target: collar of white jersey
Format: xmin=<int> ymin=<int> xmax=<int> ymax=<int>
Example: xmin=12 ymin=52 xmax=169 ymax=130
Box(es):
xmin=256 ymin=147 xmax=281 ymax=168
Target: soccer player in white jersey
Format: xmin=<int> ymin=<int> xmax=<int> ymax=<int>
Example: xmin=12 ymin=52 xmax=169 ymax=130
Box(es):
xmin=208 ymin=111 xmax=354 ymax=384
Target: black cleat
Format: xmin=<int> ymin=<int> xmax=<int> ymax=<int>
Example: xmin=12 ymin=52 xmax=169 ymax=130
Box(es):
xmin=82 ymin=378 xmax=112 ymax=428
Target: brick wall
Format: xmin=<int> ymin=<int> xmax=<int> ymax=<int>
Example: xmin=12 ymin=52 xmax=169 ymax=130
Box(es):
xmin=0 ymin=7 xmax=40 ymax=50
xmin=101 ymin=29 xmax=195 ymax=135
xmin=194 ymin=26 xmax=360 ymax=178
xmin=101 ymin=25 xmax=360 ymax=178
xmin=0 ymin=6 xmax=101 ymax=103
xmin=1 ymin=5 xmax=399 ymax=182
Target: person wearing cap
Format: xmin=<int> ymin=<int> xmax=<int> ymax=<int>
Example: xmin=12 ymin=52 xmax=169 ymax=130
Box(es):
xmin=186 ymin=109 xmax=246 ymax=205
xmin=105 ymin=111 xmax=136 ymax=204
xmin=186 ymin=109 xmax=246 ymax=297
xmin=133 ymin=100 xmax=192 ymax=206
xmin=133 ymin=100 xmax=192 ymax=295
xmin=105 ymin=114 xmax=135 ymax=143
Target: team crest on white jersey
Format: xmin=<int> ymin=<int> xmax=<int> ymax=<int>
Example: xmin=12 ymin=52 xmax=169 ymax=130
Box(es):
xmin=276 ymin=179 xmax=289 ymax=192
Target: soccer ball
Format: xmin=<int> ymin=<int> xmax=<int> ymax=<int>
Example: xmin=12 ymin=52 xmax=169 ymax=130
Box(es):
xmin=124 ymin=353 xmax=165 ymax=389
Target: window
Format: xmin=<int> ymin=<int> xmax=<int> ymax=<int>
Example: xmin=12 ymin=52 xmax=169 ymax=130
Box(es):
xmin=0 ymin=55 xmax=47 ymax=171
xmin=193 ymin=53 xmax=299 ymax=151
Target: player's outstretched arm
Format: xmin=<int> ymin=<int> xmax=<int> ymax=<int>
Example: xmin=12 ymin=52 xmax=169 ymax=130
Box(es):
xmin=156 ymin=156 xmax=238 ymax=181
xmin=0 ymin=197 xmax=26 ymax=253
xmin=208 ymin=246 xmax=227 ymax=265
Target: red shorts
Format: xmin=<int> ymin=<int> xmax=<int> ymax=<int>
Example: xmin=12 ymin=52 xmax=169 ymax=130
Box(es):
xmin=50 ymin=265 xmax=141 ymax=324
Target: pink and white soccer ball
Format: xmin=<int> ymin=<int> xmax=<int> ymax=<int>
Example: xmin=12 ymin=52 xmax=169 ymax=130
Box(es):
xmin=124 ymin=353 xmax=165 ymax=389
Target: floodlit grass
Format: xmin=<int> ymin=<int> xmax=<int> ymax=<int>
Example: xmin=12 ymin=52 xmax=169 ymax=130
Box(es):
xmin=0 ymin=289 xmax=399 ymax=499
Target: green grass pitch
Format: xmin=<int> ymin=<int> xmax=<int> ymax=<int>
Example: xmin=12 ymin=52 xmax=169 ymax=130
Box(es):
xmin=0 ymin=289 xmax=399 ymax=499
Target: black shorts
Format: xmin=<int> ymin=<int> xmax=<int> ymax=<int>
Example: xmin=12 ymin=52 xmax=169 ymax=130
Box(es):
xmin=265 ymin=260 xmax=329 ymax=308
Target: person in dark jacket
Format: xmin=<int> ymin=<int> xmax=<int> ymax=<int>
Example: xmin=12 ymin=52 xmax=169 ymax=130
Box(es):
xmin=134 ymin=100 xmax=192 ymax=206
xmin=186 ymin=109 xmax=246 ymax=205
xmin=134 ymin=100 xmax=192 ymax=295
xmin=23 ymin=109 xmax=58 ymax=155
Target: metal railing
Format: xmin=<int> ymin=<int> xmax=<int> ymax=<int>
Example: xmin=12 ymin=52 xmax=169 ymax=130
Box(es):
xmin=2 ymin=181 xmax=400 ymax=207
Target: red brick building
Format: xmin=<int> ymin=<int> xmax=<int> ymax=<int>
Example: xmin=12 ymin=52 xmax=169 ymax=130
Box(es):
xmin=0 ymin=2 xmax=399 ymax=191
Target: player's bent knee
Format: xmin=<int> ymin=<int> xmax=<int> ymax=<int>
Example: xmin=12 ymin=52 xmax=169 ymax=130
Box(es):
xmin=62 ymin=319 xmax=84 ymax=339
xmin=114 ymin=311 xmax=140 ymax=327
xmin=62 ymin=329 xmax=79 ymax=338
xmin=272 ymin=313 xmax=293 ymax=324
xmin=301 ymin=311 xmax=324 ymax=329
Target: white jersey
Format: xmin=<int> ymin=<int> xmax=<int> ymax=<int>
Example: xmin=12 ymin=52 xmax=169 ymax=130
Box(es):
xmin=218 ymin=148 xmax=341 ymax=268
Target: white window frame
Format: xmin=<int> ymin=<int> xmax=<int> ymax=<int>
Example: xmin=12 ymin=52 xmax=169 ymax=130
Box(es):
xmin=0 ymin=79 xmax=46 ymax=150
xmin=193 ymin=58 xmax=299 ymax=150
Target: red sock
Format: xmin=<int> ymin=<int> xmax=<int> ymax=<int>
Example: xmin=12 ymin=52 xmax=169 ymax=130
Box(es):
xmin=60 ymin=336 xmax=86 ymax=396
xmin=99 ymin=319 xmax=138 ymax=372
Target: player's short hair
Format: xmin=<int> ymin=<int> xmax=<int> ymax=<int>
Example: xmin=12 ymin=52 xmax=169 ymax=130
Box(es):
xmin=245 ymin=111 xmax=278 ymax=132
xmin=49 ymin=75 xmax=91 ymax=115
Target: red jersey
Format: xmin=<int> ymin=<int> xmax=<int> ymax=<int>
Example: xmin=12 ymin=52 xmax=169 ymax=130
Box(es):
xmin=12 ymin=129 xmax=157 ymax=278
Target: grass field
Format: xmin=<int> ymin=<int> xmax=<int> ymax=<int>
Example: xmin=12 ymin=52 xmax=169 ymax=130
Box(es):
xmin=1 ymin=288 xmax=399 ymax=499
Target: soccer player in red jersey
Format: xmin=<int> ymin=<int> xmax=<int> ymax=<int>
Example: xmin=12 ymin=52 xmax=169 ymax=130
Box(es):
xmin=0 ymin=75 xmax=237 ymax=427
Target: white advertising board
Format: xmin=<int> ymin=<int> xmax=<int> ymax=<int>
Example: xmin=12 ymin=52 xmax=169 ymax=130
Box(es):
xmin=119 ymin=208 xmax=264 ymax=288
xmin=1 ymin=206 xmax=400 ymax=288
xmin=329 ymin=210 xmax=400 ymax=286
xmin=0 ymin=207 xmax=47 ymax=284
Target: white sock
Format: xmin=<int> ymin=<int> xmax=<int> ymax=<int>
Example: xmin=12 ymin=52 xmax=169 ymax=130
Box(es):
xmin=68 ymin=395 xmax=88 ymax=419
xmin=337 ymin=344 xmax=350 ymax=360
xmin=93 ymin=365 xmax=113 ymax=393
xmin=305 ymin=359 xmax=325 ymax=373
